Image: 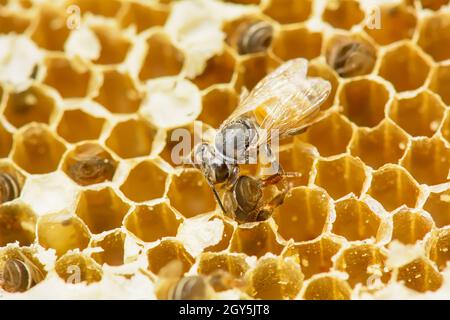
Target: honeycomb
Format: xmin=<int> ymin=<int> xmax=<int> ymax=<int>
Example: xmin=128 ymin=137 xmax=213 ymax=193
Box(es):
xmin=0 ymin=0 xmax=450 ymax=300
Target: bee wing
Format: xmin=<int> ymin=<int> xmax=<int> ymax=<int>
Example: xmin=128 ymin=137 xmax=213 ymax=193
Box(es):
xmin=259 ymin=76 xmax=331 ymax=141
xmin=221 ymin=58 xmax=331 ymax=145
xmin=223 ymin=58 xmax=309 ymax=126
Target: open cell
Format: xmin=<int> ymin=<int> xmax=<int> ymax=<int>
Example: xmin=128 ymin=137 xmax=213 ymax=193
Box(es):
xmin=235 ymin=55 xmax=273 ymax=93
xmin=247 ymin=257 xmax=304 ymax=300
xmin=91 ymin=24 xmax=131 ymax=65
xmin=335 ymin=244 xmax=390 ymax=287
xmin=392 ymin=208 xmax=433 ymax=245
xmin=401 ymin=137 xmax=450 ymax=186
xmin=397 ymin=258 xmax=443 ymax=293
xmin=95 ymin=70 xmax=142 ymax=114
xmin=57 ymin=109 xmax=105 ymax=143
xmin=284 ymin=236 xmax=342 ymax=279
xmin=0 ymin=8 xmax=31 ymax=34
xmin=389 ymin=90 xmax=445 ymax=138
xmin=30 ymin=4 xmax=70 ymax=51
xmin=106 ymin=119 xmax=157 ymax=159
xmin=271 ymin=26 xmax=322 ymax=61
xmin=424 ymin=189 xmax=450 ymax=228
xmin=199 ymin=87 xmax=238 ymax=129
xmin=67 ymin=0 xmax=122 ymax=18
xmin=338 ymin=78 xmax=390 ymax=128
xmin=364 ymin=4 xmax=417 ymax=46
xmin=13 ymin=124 xmax=66 ymax=174
xmin=198 ymin=252 xmax=249 ymax=280
xmin=273 ymin=187 xmax=332 ymax=242
xmin=302 ymin=275 xmax=352 ymax=300
xmin=120 ymin=160 xmax=167 ymax=203
xmin=322 ymin=0 xmax=365 ymax=30
xmin=43 ymin=56 xmax=92 ymax=99
xmin=408 ymin=0 xmax=449 ymax=10
xmin=314 ymin=155 xmax=367 ymax=200
xmin=55 ymin=252 xmax=102 ymax=284
xmin=418 ymin=13 xmax=450 ymax=62
xmin=146 ymin=239 xmax=194 ymax=275
xmin=76 ymin=187 xmax=130 ymax=234
xmin=4 ymin=85 xmax=56 ymax=128
xmin=90 ymin=229 xmax=126 ymax=266
xmin=230 ymin=221 xmax=283 ymax=258
xmin=62 ymin=143 xmax=117 ymax=186
xmin=120 ymin=2 xmax=168 ymax=33
xmin=0 ymin=203 xmax=36 ymax=247
xmin=349 ymin=120 xmax=409 ymax=170
xmin=429 ymin=64 xmax=450 ymax=106
xmin=278 ymin=140 xmax=316 ymax=187
xmin=378 ymin=43 xmax=431 ymax=92
xmin=198 ymin=253 xmax=249 ymax=291
xmin=263 ymin=0 xmax=312 ymax=24
xmin=138 ymin=32 xmax=184 ymax=81
xmin=428 ymin=227 xmax=450 ymax=271
xmin=125 ymin=202 xmax=181 ymax=243
xmin=333 ymin=197 xmax=381 ymax=241
xmin=325 ymin=35 xmax=377 ymax=78
xmin=192 ymin=49 xmax=236 ymax=90
xmin=224 ymin=16 xmax=273 ymax=55
xmin=167 ymin=169 xmax=216 ymax=218
xmin=368 ymin=165 xmax=421 ymax=212
xmin=443 ymin=112 xmax=450 ymax=144
xmin=37 ymin=212 xmax=91 ymax=256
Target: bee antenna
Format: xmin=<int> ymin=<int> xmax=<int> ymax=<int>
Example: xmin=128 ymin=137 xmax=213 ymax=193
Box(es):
xmin=211 ymin=184 xmax=227 ymax=214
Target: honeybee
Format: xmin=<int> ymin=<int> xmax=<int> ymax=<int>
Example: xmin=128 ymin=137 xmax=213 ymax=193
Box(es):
xmin=149 ymin=260 xmax=242 ymax=300
xmin=191 ymin=58 xmax=331 ymax=223
xmin=0 ymin=252 xmax=45 ymax=293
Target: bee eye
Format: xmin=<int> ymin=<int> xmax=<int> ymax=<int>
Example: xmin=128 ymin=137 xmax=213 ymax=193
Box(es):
xmin=238 ymin=21 xmax=273 ymax=55
xmin=234 ymin=175 xmax=263 ymax=214
xmin=212 ymin=163 xmax=230 ymax=184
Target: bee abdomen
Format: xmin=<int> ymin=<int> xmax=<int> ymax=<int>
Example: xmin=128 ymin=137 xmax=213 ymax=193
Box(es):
xmin=0 ymin=172 xmax=21 ymax=204
xmin=168 ymin=276 xmax=211 ymax=300
xmin=0 ymin=259 xmax=32 ymax=293
xmin=238 ymin=21 xmax=273 ymax=55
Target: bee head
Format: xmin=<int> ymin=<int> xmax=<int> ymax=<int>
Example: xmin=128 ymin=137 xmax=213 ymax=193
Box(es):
xmin=192 ymin=143 xmax=233 ymax=185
